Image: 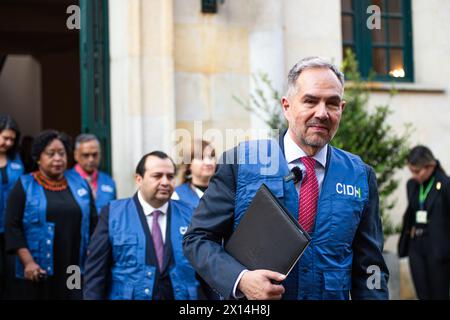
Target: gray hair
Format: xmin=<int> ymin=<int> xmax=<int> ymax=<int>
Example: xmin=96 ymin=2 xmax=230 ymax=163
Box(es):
xmin=286 ymin=56 xmax=345 ymax=97
xmin=75 ymin=133 xmax=100 ymax=150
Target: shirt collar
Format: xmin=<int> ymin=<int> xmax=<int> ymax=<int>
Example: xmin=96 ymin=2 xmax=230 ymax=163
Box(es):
xmin=74 ymin=164 xmax=98 ymax=182
xmin=137 ymin=191 xmax=169 ymax=216
xmin=283 ymin=129 xmax=328 ymax=168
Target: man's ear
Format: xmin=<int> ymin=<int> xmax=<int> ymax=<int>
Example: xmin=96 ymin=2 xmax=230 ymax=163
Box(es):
xmin=341 ymin=100 xmax=346 ymax=113
xmin=135 ymin=174 xmax=142 ymax=188
xmin=74 ymin=149 xmax=80 ymax=163
xmin=281 ymin=96 xmax=291 ymax=114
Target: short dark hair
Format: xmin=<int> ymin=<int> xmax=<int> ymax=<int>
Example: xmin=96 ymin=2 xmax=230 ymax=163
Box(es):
xmin=0 ymin=114 xmax=21 ymax=159
xmin=75 ymin=133 xmax=100 ymax=150
xmin=31 ymin=130 xmax=73 ymax=163
xmin=135 ymin=151 xmax=176 ymax=177
xmin=407 ymin=145 xmax=435 ymax=167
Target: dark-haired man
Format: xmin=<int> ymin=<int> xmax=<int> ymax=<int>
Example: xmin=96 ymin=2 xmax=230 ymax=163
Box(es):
xmin=83 ymin=151 xmax=198 ymax=300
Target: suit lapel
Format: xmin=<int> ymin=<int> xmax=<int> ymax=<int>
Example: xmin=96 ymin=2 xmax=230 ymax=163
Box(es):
xmin=161 ymin=204 xmax=173 ymax=273
xmin=278 ymin=129 xmax=286 ymax=154
xmin=133 ymin=194 xmax=159 ymax=267
xmin=425 ymin=171 xmax=443 ymax=213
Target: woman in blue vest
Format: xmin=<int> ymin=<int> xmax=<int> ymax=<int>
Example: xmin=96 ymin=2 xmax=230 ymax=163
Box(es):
xmin=172 ymin=140 xmax=216 ymax=208
xmin=4 ymin=130 xmax=98 ymax=299
xmin=172 ymin=140 xmax=218 ymax=299
xmin=0 ymin=115 xmax=23 ymax=298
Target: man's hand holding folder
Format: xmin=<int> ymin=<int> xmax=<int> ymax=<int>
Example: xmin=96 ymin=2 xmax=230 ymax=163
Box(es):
xmin=237 ymin=270 xmax=286 ymax=300
xmin=225 ymin=184 xmax=311 ymax=300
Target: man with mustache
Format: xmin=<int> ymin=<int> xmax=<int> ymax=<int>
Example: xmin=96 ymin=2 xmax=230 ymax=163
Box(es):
xmin=83 ymin=151 xmax=198 ymax=300
xmin=183 ymin=57 xmax=389 ymax=300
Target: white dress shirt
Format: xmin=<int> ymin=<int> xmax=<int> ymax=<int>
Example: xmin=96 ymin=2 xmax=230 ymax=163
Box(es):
xmin=171 ymin=185 xmax=204 ymax=201
xmin=233 ymin=131 xmax=328 ymax=299
xmin=283 ymin=129 xmax=328 ymax=194
xmin=138 ymin=191 xmax=169 ymax=243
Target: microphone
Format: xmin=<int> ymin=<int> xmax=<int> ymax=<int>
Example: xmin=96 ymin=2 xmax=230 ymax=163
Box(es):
xmin=284 ymin=166 xmax=302 ymax=184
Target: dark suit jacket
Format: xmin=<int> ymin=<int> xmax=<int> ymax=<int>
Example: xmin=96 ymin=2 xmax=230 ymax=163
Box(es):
xmin=398 ymin=165 xmax=450 ymax=260
xmin=183 ymin=132 xmax=388 ymax=299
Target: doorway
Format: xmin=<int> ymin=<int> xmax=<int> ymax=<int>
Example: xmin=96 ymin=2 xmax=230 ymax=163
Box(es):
xmin=0 ymin=0 xmax=111 ymax=173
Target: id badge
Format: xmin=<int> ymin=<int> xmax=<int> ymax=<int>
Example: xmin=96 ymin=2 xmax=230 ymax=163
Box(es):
xmin=416 ymin=210 xmax=428 ymax=224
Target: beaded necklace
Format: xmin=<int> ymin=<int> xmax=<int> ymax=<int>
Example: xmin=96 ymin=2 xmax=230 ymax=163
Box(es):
xmin=32 ymin=171 xmax=68 ymax=191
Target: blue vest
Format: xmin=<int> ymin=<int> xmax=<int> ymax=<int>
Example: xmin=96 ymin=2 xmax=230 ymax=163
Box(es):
xmin=107 ymin=198 xmax=199 ymax=300
xmin=70 ymin=169 xmax=116 ymax=213
xmin=235 ymin=140 xmax=369 ymax=300
xmin=16 ymin=170 xmax=92 ymax=278
xmin=175 ymin=183 xmax=200 ymax=208
xmin=0 ymin=154 xmax=24 ymax=233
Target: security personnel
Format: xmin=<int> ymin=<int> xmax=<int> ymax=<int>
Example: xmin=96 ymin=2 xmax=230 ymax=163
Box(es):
xmin=72 ymin=134 xmax=116 ymax=213
xmin=398 ymin=145 xmax=450 ymax=299
xmin=84 ymin=151 xmax=199 ymax=300
xmin=183 ymin=57 xmax=389 ymax=300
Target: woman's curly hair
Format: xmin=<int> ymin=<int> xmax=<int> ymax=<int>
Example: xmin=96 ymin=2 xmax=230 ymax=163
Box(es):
xmin=31 ymin=130 xmax=73 ymax=163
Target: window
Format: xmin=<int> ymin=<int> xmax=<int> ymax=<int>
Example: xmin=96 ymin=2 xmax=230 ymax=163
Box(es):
xmin=341 ymin=0 xmax=413 ymax=82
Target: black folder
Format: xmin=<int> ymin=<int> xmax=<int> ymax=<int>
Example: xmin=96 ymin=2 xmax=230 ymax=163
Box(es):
xmin=225 ymin=183 xmax=311 ymax=276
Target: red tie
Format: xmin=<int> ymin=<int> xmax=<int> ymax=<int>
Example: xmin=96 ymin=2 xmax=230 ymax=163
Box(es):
xmin=299 ymin=157 xmax=319 ymax=233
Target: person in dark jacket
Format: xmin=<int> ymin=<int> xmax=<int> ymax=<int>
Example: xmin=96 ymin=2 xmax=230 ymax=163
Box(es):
xmin=398 ymin=145 xmax=450 ymax=300
xmin=4 ymin=130 xmax=97 ymax=300
xmin=183 ymin=57 xmax=389 ymax=300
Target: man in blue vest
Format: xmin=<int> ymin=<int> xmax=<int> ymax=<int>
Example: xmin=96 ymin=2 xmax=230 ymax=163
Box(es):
xmin=73 ymin=134 xmax=116 ymax=213
xmin=183 ymin=56 xmax=389 ymax=300
xmin=83 ymin=151 xmax=198 ymax=300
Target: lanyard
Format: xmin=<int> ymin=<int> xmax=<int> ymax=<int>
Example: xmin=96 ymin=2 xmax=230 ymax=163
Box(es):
xmin=419 ymin=177 xmax=435 ymax=209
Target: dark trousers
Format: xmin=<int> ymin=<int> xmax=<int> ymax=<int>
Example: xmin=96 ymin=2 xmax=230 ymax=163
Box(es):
xmin=409 ymin=235 xmax=450 ymax=300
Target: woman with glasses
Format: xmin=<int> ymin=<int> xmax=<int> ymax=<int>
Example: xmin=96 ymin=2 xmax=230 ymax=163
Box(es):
xmin=4 ymin=130 xmax=98 ymax=299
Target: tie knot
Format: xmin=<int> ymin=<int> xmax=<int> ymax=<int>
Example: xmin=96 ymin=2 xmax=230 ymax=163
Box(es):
xmin=300 ymin=157 xmax=316 ymax=171
xmin=152 ymin=210 xmax=162 ymax=220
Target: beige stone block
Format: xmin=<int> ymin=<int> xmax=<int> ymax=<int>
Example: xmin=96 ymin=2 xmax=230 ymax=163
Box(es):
xmin=175 ymin=72 xmax=210 ymax=121
xmin=283 ymin=0 xmax=342 ymax=73
xmin=141 ymin=0 xmax=174 ymax=57
xmin=175 ymin=24 xmax=249 ymax=74
xmin=141 ymin=56 xmax=175 ymax=117
xmin=175 ymin=119 xmax=252 ymax=156
xmin=210 ymin=73 xmax=251 ymax=122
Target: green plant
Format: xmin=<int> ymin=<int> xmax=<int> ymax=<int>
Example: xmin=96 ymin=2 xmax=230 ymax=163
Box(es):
xmin=233 ymin=73 xmax=287 ymax=135
xmin=334 ymin=49 xmax=412 ymax=237
xmin=235 ymin=51 xmax=412 ymax=238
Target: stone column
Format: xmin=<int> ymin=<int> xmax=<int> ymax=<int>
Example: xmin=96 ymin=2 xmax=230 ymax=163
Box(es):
xmin=283 ymin=0 xmax=343 ymax=72
xmin=248 ymin=0 xmax=285 ymax=134
xmin=109 ymin=0 xmax=175 ymax=197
